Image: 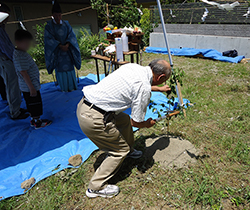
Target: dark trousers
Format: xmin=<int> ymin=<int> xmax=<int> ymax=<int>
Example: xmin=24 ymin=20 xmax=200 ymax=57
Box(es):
xmin=0 ymin=76 xmax=7 ymax=100
xmin=22 ymin=91 xmax=43 ymax=118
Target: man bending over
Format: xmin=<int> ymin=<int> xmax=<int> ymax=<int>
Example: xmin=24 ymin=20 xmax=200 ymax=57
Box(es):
xmin=77 ymin=59 xmax=171 ymax=198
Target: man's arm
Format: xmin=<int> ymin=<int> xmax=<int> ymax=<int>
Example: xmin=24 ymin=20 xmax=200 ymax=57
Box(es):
xmin=20 ymin=71 xmax=37 ymax=97
xmin=131 ymin=118 xmax=156 ymax=129
xmin=151 ymin=84 xmax=171 ymax=92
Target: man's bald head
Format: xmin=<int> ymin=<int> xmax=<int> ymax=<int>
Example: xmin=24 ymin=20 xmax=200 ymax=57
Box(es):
xmin=149 ymin=59 xmax=172 ymax=80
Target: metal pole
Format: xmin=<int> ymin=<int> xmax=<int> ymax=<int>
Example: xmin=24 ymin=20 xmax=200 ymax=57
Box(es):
xmin=156 ymin=0 xmax=173 ymax=67
xmin=156 ymin=0 xmax=186 ymax=117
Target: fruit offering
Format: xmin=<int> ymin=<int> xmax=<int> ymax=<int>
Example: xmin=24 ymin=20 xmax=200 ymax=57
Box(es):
xmin=103 ymin=24 xmax=118 ymax=32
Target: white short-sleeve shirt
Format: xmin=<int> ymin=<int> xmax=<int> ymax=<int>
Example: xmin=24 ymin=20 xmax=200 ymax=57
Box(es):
xmin=83 ymin=63 xmax=153 ymax=122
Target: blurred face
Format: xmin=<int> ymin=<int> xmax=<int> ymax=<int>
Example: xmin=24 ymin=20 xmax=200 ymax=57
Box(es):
xmin=15 ymin=39 xmax=32 ymax=51
xmin=52 ymin=12 xmax=62 ymax=24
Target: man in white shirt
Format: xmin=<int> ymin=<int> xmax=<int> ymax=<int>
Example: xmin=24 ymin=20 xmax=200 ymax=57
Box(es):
xmin=77 ymin=59 xmax=171 ymax=198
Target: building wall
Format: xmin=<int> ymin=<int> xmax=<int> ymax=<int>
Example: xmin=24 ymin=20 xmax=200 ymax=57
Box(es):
xmin=153 ymin=24 xmax=250 ymax=38
xmin=150 ymin=32 xmax=250 ymax=58
xmin=4 ymin=2 xmax=98 ymax=42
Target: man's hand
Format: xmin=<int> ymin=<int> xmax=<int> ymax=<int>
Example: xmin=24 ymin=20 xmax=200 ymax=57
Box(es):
xmin=30 ymin=87 xmax=37 ymax=97
xmin=159 ymin=84 xmax=171 ymax=93
xmin=59 ymin=43 xmax=69 ymax=52
xmin=151 ymin=85 xmax=171 ymax=93
xmin=131 ymin=118 xmax=156 ymax=128
xmin=145 ymin=118 xmax=156 ymax=128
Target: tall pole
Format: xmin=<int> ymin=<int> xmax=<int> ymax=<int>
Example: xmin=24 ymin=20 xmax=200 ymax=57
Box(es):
xmin=156 ymin=0 xmax=173 ymax=67
xmin=156 ymin=0 xmax=186 ymax=117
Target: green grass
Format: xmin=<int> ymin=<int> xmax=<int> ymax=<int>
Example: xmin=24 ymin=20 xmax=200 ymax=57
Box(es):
xmin=1 ymin=53 xmax=250 ymax=209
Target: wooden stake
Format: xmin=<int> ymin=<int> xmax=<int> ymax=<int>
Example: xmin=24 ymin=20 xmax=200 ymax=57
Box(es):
xmin=106 ymin=4 xmax=110 ymax=25
xmin=176 ymin=81 xmax=186 ymax=117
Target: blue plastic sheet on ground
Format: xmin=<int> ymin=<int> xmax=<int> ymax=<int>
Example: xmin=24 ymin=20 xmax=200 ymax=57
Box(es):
xmin=0 ymin=73 xmax=189 ymax=200
xmin=145 ymin=47 xmax=245 ymax=63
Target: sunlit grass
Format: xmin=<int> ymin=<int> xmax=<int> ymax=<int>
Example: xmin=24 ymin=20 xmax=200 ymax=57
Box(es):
xmin=1 ymin=54 xmax=250 ymax=209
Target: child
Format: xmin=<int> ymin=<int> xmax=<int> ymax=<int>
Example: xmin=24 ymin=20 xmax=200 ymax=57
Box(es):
xmin=13 ymin=29 xmax=52 ymax=129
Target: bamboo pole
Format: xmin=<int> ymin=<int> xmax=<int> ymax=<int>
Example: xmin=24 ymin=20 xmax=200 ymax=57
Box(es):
xmin=106 ymin=4 xmax=110 ymax=25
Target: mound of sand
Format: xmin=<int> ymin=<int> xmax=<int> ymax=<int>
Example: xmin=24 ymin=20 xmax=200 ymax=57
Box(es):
xmin=144 ymin=135 xmax=199 ymax=168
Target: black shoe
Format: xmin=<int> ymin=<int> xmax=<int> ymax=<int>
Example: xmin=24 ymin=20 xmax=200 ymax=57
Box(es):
xmin=126 ymin=149 xmax=143 ymax=159
xmin=12 ymin=112 xmax=29 ymax=120
xmin=31 ymin=119 xmax=52 ymax=129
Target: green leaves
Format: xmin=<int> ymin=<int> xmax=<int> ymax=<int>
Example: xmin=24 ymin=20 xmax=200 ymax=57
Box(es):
xmin=149 ymin=67 xmax=185 ymax=117
xmin=28 ymin=23 xmax=47 ymax=68
xmin=91 ymin=0 xmax=141 ymax=28
xmin=167 ymin=67 xmax=185 ymax=104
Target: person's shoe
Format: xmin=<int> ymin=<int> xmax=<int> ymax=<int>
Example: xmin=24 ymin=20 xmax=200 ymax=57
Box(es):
xmin=86 ymin=185 xmax=120 ymax=198
xmin=12 ymin=112 xmax=29 ymax=120
xmin=126 ymin=149 xmax=143 ymax=159
xmin=31 ymin=119 xmax=52 ymax=129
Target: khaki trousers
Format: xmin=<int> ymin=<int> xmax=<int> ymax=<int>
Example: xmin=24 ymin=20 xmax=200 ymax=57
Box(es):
xmin=77 ymin=98 xmax=134 ymax=190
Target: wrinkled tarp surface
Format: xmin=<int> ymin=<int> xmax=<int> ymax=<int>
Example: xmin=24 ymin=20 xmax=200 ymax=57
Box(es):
xmin=0 ymin=73 xmax=189 ymax=200
xmin=145 ymin=47 xmax=245 ymax=63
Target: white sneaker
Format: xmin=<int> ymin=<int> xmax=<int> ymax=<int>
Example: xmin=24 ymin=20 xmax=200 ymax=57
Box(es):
xmin=86 ymin=185 xmax=120 ymax=198
xmin=126 ymin=149 xmax=143 ymax=159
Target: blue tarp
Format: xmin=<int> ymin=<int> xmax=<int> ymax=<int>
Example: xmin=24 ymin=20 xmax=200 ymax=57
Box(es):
xmin=145 ymin=47 xmax=245 ymax=63
xmin=0 ymin=73 xmax=189 ymax=200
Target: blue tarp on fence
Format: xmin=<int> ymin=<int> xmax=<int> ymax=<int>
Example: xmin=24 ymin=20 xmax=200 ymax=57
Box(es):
xmin=145 ymin=47 xmax=245 ymax=63
xmin=0 ymin=73 xmax=189 ymax=200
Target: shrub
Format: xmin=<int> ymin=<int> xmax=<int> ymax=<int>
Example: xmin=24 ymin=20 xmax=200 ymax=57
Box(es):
xmin=29 ymin=23 xmax=46 ymax=68
xmin=77 ymin=29 xmax=107 ymax=59
xmin=140 ymin=8 xmax=154 ymax=47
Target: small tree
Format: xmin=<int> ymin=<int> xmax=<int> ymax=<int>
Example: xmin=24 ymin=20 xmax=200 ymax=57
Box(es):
xmin=91 ymin=0 xmax=142 ymax=28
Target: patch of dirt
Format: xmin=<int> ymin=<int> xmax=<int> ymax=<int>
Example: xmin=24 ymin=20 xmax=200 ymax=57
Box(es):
xmin=144 ymin=135 xmax=199 ymax=168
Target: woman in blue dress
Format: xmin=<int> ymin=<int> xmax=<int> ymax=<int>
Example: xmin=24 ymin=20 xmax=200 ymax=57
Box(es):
xmin=44 ymin=1 xmax=81 ymax=92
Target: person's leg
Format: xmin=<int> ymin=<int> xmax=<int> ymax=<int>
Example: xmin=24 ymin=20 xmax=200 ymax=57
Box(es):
xmin=77 ymin=99 xmax=130 ymax=191
xmin=0 ymin=75 xmax=7 ymax=101
xmin=22 ymin=91 xmax=51 ymax=128
xmin=67 ymin=70 xmax=77 ymax=91
xmin=114 ymin=112 xmax=135 ymax=150
xmin=23 ymin=91 xmax=43 ymax=119
xmin=55 ymin=70 xmax=65 ymax=92
xmin=0 ymin=59 xmax=22 ymax=118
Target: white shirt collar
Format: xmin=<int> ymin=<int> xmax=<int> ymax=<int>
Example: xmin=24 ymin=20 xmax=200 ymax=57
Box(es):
xmin=52 ymin=17 xmax=62 ymax=25
xmin=146 ymin=66 xmax=153 ymax=85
